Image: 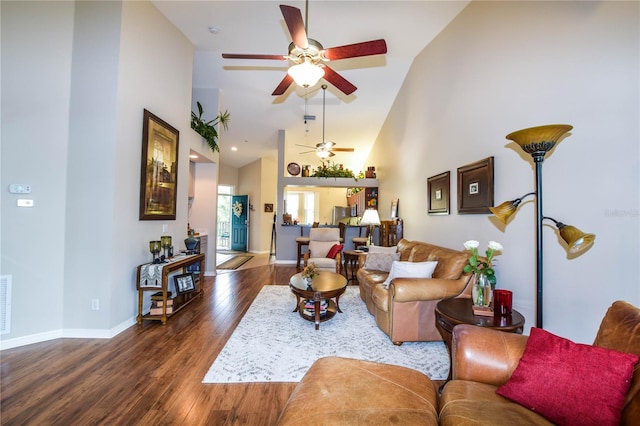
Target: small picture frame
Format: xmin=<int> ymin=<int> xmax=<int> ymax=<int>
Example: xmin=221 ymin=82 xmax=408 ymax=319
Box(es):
xmin=174 ymin=273 xmax=196 ymax=294
xmin=428 ymin=171 xmax=450 ymax=215
xmin=390 ymin=198 xmax=399 ymax=218
xmin=457 ymin=157 xmax=494 ymax=214
xmin=264 ymin=203 xmax=274 ymax=213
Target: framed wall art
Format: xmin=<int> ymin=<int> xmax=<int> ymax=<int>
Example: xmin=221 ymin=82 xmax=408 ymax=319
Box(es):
xmin=457 ymin=157 xmax=494 ymax=214
xmin=139 ymin=109 xmax=179 ymax=220
xmin=264 ymin=203 xmax=274 ymax=213
xmin=174 ymin=273 xmax=196 ymax=294
xmin=427 ymin=171 xmax=450 ymax=215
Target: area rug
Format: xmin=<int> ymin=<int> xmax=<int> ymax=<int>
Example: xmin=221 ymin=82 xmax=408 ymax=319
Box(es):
xmin=216 ymin=255 xmax=253 ymax=270
xmin=202 ymin=285 xmax=449 ymax=383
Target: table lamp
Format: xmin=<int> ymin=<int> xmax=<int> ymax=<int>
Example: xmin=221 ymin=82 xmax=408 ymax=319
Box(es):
xmin=360 ymin=209 xmax=381 ymax=246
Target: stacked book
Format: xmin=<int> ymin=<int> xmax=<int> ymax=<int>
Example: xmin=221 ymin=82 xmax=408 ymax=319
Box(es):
xmin=302 ymin=299 xmax=328 ymax=316
xmin=150 ymin=291 xmax=174 ymax=315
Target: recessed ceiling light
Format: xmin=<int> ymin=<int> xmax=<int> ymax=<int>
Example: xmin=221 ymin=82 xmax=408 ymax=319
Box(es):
xmin=208 ymin=26 xmax=219 ymax=34
xmin=189 ymin=154 xmax=199 ymax=159
xmin=231 ymin=147 xmax=238 ymax=151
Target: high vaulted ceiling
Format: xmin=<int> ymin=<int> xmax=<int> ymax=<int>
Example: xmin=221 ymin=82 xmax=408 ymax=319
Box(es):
xmin=152 ymin=1 xmax=469 ymax=170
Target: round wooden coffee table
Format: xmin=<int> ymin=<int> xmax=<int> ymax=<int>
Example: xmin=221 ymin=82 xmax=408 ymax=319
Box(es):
xmin=435 ymin=297 xmax=525 ymax=381
xmin=289 ymin=272 xmax=347 ymax=330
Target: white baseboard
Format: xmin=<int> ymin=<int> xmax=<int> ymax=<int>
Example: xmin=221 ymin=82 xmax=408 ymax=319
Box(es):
xmin=0 ymin=317 xmax=137 ymax=351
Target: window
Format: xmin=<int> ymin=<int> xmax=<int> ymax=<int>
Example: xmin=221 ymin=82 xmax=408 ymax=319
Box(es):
xmin=285 ymin=191 xmax=316 ymax=224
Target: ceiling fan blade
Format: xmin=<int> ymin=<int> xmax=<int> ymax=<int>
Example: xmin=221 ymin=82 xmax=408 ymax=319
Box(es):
xmin=222 ymin=53 xmax=288 ymax=60
xmin=280 ymin=5 xmax=308 ymax=49
xmin=272 ymin=74 xmax=294 ymax=96
xmin=323 ymin=66 xmax=357 ymax=95
xmin=331 ymin=147 xmax=355 ymax=152
xmin=296 ymin=144 xmax=318 ymax=149
xmin=323 ymin=39 xmax=388 ymax=61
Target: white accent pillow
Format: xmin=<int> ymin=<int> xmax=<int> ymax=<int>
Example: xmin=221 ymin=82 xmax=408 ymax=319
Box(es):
xmin=383 ymin=260 xmax=439 ymax=288
xmin=368 ymin=245 xmax=398 ymax=254
xmin=363 ymin=252 xmax=400 ymax=272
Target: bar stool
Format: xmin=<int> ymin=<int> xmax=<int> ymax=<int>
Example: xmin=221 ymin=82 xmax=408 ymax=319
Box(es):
xmin=352 ymin=226 xmax=370 ymax=249
xmin=296 ymin=236 xmax=310 ymax=269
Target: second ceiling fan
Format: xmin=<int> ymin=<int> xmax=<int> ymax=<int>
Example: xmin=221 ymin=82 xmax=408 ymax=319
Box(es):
xmin=298 ymin=84 xmax=354 ymax=158
xmin=221 ymin=1 xmax=387 ymax=96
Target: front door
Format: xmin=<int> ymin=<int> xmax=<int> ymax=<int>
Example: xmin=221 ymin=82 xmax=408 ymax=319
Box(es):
xmin=231 ymin=195 xmax=248 ymax=251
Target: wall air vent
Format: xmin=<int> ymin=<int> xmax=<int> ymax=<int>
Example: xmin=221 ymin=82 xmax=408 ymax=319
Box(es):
xmin=0 ymin=275 xmax=12 ymax=334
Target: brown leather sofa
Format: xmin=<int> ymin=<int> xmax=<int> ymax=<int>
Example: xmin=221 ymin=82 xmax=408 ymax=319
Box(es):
xmin=357 ymin=239 xmax=472 ymax=344
xmin=277 ymin=300 xmax=640 ymax=425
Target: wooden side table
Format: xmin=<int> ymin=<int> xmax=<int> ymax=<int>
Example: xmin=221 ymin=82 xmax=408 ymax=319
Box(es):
xmin=435 ymin=297 xmax=525 ymax=381
xmin=343 ymin=249 xmax=365 ymax=284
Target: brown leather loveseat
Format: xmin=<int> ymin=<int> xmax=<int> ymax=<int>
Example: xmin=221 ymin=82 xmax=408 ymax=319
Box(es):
xmin=357 ymin=239 xmax=472 ymax=344
xmin=277 ymin=300 xmax=640 ymax=425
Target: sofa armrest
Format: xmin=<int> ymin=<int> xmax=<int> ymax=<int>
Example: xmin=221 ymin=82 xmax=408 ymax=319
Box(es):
xmin=451 ymin=324 xmax=528 ymax=387
xmin=390 ymin=278 xmax=467 ymax=302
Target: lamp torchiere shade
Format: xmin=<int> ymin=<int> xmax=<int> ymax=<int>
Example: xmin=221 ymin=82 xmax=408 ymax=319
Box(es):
xmin=555 ymin=222 xmax=596 ymax=254
xmin=506 ymin=124 xmax=573 ymax=157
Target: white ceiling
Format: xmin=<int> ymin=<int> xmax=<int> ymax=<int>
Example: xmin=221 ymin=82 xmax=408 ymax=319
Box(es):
xmin=152 ymin=0 xmax=469 ymax=170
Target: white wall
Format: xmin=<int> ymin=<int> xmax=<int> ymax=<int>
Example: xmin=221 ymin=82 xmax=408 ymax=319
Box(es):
xmin=1 ymin=0 xmax=199 ymax=348
xmin=368 ymin=1 xmax=639 ymax=343
xmin=1 ymin=1 xmax=75 ymax=338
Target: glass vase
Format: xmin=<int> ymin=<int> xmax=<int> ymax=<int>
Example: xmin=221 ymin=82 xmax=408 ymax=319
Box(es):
xmin=472 ymin=274 xmax=492 ymax=307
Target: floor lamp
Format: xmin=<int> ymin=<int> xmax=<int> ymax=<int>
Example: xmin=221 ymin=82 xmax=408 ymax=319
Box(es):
xmin=489 ymin=124 xmax=596 ymax=329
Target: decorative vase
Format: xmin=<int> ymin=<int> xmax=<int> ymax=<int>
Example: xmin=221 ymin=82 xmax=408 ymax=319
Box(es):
xmin=472 ymin=274 xmax=492 ymax=307
xmin=184 ymin=230 xmax=199 ymax=251
xmin=304 ymin=276 xmax=313 ymax=289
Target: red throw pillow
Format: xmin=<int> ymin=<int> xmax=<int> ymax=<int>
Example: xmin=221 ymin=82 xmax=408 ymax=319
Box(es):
xmin=326 ymin=244 xmax=343 ymax=259
xmin=496 ymin=327 xmax=638 ymax=426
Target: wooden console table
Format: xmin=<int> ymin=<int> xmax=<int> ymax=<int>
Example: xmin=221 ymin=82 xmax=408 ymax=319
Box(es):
xmin=136 ymin=253 xmax=205 ymax=325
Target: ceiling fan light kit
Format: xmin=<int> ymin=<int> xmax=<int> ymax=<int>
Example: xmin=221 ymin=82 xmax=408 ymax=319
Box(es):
xmin=221 ymin=2 xmax=387 ymax=96
xmin=287 ymin=58 xmax=324 ymax=88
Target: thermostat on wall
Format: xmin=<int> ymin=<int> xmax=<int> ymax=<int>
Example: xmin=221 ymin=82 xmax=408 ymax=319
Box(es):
xmin=9 ymin=184 xmax=31 ymax=194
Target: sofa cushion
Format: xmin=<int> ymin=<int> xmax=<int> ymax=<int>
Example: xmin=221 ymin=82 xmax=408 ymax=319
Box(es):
xmin=496 ymin=327 xmax=639 ymax=426
xmin=364 ymin=252 xmax=400 ymax=272
xmin=307 ymin=257 xmax=338 ymax=270
xmin=326 ymin=243 xmax=343 ymax=259
xmin=309 ymin=240 xmax=336 ymax=258
xmin=383 ymin=260 xmax=438 ymax=288
xmin=396 ymin=239 xmax=417 ymax=261
xmin=439 ymin=380 xmax=552 ymax=425
xmin=368 ymin=245 xmax=398 ymax=254
xmin=412 ymin=247 xmax=469 ymax=280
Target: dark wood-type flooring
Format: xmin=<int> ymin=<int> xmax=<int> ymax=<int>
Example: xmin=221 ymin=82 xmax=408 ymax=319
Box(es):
xmin=1 ymin=264 xmax=300 ymax=425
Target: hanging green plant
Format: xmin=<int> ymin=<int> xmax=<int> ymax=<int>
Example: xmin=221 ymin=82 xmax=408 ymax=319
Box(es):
xmin=190 ymin=101 xmax=230 ymax=153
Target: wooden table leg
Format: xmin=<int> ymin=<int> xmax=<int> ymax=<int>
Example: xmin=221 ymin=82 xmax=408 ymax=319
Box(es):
xmin=335 ymin=295 xmax=343 ymax=313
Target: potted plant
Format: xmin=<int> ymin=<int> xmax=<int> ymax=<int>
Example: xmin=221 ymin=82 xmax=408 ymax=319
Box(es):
xmin=190 ymin=101 xmax=230 ymax=153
